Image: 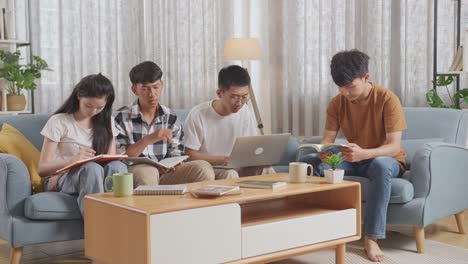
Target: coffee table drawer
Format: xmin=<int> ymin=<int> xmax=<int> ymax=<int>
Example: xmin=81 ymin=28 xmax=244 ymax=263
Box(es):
xmin=242 ymin=208 xmax=356 ymax=258
xmin=151 ymin=203 xmax=241 ymax=264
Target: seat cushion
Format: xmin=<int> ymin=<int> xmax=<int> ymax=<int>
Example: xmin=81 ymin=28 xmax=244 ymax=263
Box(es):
xmin=0 ymin=123 xmax=43 ymax=192
xmin=344 ymin=176 xmax=414 ymax=204
xmin=24 ymin=192 xmax=82 ymax=220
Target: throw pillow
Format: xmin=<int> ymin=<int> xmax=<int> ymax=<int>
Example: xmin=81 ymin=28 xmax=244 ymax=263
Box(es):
xmin=0 ymin=123 xmax=43 ymax=192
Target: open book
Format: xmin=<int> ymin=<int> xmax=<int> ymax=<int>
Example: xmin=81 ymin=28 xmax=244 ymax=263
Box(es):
xmin=298 ymin=143 xmax=349 ymax=153
xmin=191 ymin=185 xmax=241 ymax=198
xmin=124 ymin=155 xmax=189 ymax=169
xmin=133 ymin=184 xmax=187 ymax=195
xmin=55 ymin=154 xmax=128 ymax=174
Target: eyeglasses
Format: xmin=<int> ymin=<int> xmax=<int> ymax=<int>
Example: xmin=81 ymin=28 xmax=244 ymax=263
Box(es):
xmin=228 ymin=94 xmax=250 ymax=103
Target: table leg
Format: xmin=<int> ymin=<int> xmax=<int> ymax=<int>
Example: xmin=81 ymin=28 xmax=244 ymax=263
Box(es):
xmin=336 ymin=243 xmax=346 ymax=264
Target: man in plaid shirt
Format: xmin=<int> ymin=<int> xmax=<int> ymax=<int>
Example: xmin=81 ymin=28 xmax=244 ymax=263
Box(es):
xmin=114 ymin=61 xmax=214 ymax=186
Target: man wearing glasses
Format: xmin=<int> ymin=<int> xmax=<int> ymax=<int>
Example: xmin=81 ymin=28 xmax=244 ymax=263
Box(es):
xmin=184 ymin=65 xmax=273 ymax=179
xmin=114 ymin=61 xmax=215 ymax=186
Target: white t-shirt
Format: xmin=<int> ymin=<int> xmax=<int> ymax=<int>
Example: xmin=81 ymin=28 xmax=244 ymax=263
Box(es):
xmin=183 ymin=100 xmax=257 ymax=156
xmin=40 ymin=113 xmax=119 ymax=161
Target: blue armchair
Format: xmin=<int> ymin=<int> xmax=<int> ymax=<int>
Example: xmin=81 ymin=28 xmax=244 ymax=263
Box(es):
xmin=0 ymin=114 xmax=83 ymax=264
xmin=298 ymin=107 xmax=468 ymax=253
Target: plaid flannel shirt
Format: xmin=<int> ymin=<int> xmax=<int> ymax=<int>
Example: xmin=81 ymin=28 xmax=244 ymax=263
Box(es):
xmin=114 ymin=100 xmax=184 ymax=161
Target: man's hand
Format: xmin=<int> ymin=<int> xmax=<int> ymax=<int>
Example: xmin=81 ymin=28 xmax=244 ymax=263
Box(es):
xmin=218 ymin=156 xmax=230 ymax=166
xmin=340 ymin=143 xmax=369 ymax=162
xmin=158 ymin=162 xmax=183 ymax=174
xmin=148 ymin=128 xmax=173 ymax=144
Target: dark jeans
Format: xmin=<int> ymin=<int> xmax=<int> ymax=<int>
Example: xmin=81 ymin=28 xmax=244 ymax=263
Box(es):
xmin=302 ymin=153 xmax=401 ymax=239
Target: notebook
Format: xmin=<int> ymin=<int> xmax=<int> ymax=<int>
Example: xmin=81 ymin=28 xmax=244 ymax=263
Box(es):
xmin=133 ymin=185 xmax=187 ymax=195
xmin=55 ymin=154 xmax=128 ymax=174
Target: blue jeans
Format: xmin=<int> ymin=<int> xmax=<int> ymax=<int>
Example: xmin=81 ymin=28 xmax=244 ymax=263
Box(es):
xmin=58 ymin=160 xmax=128 ymax=216
xmin=301 ymin=154 xmax=401 ymax=239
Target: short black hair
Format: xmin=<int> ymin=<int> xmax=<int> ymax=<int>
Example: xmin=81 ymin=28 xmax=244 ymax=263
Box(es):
xmin=330 ymin=49 xmax=370 ymax=87
xmin=129 ymin=61 xmax=163 ymax=85
xmin=218 ymin=65 xmax=251 ymax=91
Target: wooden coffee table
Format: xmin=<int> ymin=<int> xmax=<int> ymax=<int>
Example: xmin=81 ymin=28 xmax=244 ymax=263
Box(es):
xmin=84 ymin=174 xmax=361 ymax=264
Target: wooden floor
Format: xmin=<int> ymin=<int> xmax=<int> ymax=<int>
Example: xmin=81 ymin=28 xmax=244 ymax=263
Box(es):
xmin=0 ymin=211 xmax=467 ymax=263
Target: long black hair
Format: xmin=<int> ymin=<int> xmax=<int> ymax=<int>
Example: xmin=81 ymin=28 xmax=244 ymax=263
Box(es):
xmin=55 ymin=73 xmax=115 ymax=155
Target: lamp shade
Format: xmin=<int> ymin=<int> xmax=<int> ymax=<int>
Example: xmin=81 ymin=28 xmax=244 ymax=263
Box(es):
xmin=223 ymin=38 xmax=261 ymax=61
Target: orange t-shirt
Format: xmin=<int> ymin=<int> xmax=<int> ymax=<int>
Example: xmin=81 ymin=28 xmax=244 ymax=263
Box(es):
xmin=325 ymin=83 xmax=407 ymax=170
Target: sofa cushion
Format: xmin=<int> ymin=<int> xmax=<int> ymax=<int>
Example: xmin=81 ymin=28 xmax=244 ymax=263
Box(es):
xmin=344 ymin=176 xmax=414 ymax=204
xmin=24 ymin=192 xmax=81 ymax=220
xmin=401 ymin=138 xmax=444 ymax=169
xmin=274 ymin=136 xmax=300 ymax=167
xmin=0 ymin=123 xmax=43 ymax=192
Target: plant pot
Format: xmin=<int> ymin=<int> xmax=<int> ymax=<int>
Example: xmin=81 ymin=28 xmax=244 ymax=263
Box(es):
xmin=324 ymin=169 xmax=344 ymax=184
xmin=7 ymin=94 xmax=26 ymax=111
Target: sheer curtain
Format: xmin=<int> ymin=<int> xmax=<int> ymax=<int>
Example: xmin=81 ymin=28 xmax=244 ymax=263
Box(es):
xmin=30 ymin=0 xmax=458 ymax=137
xmin=30 ymin=0 xmax=229 ymax=113
xmin=264 ymin=0 xmax=458 ymax=136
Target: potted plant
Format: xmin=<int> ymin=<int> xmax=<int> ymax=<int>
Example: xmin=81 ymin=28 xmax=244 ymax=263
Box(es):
xmin=323 ymin=153 xmax=344 ymax=183
xmin=426 ymin=75 xmax=468 ymax=109
xmin=0 ymin=49 xmax=49 ymax=111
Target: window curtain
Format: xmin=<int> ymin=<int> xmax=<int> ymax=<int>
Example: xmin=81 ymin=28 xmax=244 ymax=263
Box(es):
xmin=30 ymin=0 xmax=459 ymax=136
xmin=30 ymin=0 xmax=229 ymax=114
xmin=264 ymin=0 xmax=459 ymax=136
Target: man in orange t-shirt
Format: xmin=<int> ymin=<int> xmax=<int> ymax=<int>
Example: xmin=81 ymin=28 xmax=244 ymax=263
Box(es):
xmin=309 ymin=49 xmax=407 ymax=262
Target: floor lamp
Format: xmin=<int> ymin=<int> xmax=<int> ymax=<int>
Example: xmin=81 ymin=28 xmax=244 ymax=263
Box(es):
xmin=223 ymin=38 xmax=264 ymax=135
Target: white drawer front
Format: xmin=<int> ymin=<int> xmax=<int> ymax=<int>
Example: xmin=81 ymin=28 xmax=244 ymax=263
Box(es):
xmin=151 ymin=203 xmax=241 ymax=264
xmin=242 ymin=208 xmax=357 ymax=258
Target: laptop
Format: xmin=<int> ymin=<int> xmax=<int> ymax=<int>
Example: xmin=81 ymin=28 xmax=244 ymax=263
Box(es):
xmin=214 ymin=133 xmax=291 ymax=169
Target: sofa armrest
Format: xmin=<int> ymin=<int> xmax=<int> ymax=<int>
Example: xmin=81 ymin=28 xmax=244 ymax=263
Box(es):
xmin=0 ymin=153 xmax=32 ymax=217
xmin=409 ymin=143 xmax=468 ymax=224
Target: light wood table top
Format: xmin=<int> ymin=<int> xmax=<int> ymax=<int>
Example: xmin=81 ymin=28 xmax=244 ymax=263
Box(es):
xmin=86 ymin=174 xmax=359 ymax=215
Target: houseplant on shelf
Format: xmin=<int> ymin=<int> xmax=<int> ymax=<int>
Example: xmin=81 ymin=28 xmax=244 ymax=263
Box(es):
xmin=426 ymin=74 xmax=468 ymax=109
xmin=323 ymin=153 xmax=345 ymax=184
xmin=0 ymin=49 xmax=49 ymax=111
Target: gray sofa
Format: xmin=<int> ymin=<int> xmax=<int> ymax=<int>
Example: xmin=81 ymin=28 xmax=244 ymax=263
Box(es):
xmin=1 ymin=107 xmax=465 ymax=262
xmin=0 ymin=110 xmax=299 ymax=263
xmin=298 ymin=107 xmax=468 ymax=253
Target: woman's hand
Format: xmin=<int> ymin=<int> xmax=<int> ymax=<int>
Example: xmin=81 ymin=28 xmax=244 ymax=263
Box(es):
xmin=73 ymin=146 xmax=96 ymax=162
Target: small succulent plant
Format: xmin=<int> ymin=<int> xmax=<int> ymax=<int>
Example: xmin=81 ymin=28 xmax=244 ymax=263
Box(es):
xmin=323 ymin=153 xmax=344 ymax=170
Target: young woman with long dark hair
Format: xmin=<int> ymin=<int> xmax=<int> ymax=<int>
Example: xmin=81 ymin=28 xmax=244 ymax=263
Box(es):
xmin=38 ymin=73 xmax=127 ymax=215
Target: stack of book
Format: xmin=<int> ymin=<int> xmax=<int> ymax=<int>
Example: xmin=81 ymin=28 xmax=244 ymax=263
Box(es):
xmin=236 ymin=180 xmax=287 ymax=190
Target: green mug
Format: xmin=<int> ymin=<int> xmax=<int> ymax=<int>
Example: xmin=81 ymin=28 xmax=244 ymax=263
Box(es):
xmin=104 ymin=173 xmax=134 ymax=197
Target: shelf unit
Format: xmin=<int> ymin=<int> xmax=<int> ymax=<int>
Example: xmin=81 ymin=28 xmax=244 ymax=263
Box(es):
xmin=0 ymin=0 xmax=32 ymax=115
xmin=433 ymin=0 xmax=463 ymax=108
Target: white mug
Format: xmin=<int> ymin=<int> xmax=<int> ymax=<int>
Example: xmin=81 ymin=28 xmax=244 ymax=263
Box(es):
xmin=289 ymin=162 xmax=313 ymax=183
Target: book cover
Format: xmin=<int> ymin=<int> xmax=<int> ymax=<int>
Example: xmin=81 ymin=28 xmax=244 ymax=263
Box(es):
xmin=298 ymin=143 xmax=349 ymax=153
xmin=191 ymin=185 xmax=241 ymax=198
xmin=125 ymin=155 xmax=189 ymax=169
xmin=133 ymin=184 xmax=187 ymax=195
xmin=237 ymin=180 xmax=287 ymax=190
xmin=55 ymin=154 xmax=128 ymax=174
